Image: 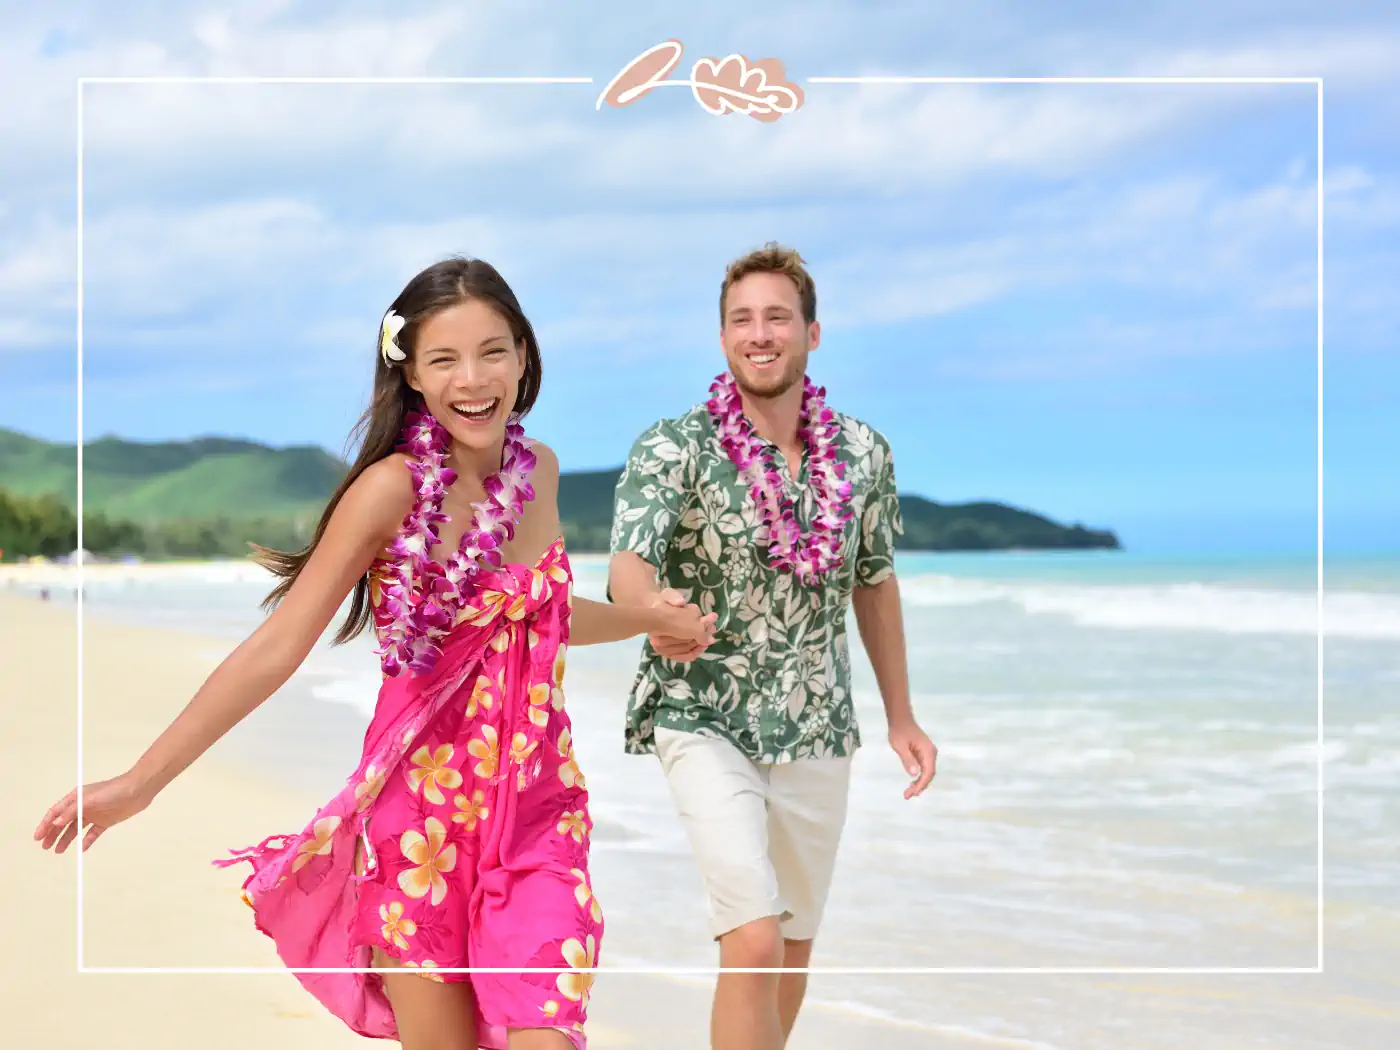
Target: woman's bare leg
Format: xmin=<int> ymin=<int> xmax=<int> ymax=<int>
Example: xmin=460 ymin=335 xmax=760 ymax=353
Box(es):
xmin=373 ymin=946 xmax=480 ymax=1050
xmin=356 ymin=839 xmax=479 ymax=1050
xmin=507 ymin=1027 xmax=577 ymax=1049
xmin=356 ymin=846 xmax=576 ymax=1049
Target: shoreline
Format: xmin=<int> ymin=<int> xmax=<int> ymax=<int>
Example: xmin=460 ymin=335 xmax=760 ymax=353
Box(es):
xmin=0 ymin=553 xmax=616 ymax=584
xmin=4 ymin=590 xmax=970 ymax=1048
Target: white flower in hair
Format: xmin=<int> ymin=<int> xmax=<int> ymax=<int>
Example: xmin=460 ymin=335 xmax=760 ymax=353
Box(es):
xmin=380 ymin=310 xmax=407 ymax=365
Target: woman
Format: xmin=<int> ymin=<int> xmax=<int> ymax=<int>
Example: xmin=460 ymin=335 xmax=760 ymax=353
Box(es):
xmin=33 ymin=257 xmax=714 ymax=1050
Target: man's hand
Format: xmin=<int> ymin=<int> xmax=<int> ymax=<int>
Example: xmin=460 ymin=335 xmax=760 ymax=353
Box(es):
xmin=889 ymin=719 xmax=937 ymax=800
xmin=649 ymin=587 xmax=712 ymax=662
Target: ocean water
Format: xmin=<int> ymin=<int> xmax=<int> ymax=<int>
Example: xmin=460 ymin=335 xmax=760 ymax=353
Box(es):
xmin=31 ymin=549 xmax=1400 ymax=1049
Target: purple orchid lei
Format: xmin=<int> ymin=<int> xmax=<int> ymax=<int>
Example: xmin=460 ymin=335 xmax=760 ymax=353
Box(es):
xmin=375 ymin=407 xmax=536 ymax=677
xmin=705 ymin=371 xmax=854 ymax=586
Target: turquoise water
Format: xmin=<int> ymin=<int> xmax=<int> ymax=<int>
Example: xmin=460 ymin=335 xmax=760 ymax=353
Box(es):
xmin=897 ymin=549 xmax=1397 ymax=590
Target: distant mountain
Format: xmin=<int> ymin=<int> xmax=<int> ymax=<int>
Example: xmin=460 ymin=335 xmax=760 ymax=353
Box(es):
xmin=897 ymin=495 xmax=1120 ymax=551
xmin=0 ymin=427 xmax=1120 ymax=555
xmin=553 ymin=467 xmax=1118 ymax=553
xmin=0 ymin=428 xmax=345 ymax=522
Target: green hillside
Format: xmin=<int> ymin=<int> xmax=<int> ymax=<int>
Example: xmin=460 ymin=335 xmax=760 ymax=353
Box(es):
xmin=897 ymin=495 xmax=1119 ymax=551
xmin=0 ymin=427 xmax=1120 ymax=558
xmin=553 ymin=468 xmax=1118 ymax=553
xmin=98 ymin=448 xmax=342 ymax=521
xmin=0 ymin=428 xmax=343 ymax=521
xmin=0 ymin=428 xmax=75 ymax=500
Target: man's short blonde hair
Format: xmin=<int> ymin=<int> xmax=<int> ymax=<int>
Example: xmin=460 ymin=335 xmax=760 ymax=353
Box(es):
xmin=720 ymin=242 xmax=817 ymax=324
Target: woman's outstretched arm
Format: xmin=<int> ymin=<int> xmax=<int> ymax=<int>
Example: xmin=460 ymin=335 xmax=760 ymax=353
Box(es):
xmin=527 ymin=442 xmax=715 ymax=649
xmin=34 ymin=457 xmax=413 ymax=853
xmin=570 ymin=594 xmax=713 ymax=647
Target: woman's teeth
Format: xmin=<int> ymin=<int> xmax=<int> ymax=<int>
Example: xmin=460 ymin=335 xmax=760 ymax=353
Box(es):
xmin=449 ymin=398 xmax=498 ymax=422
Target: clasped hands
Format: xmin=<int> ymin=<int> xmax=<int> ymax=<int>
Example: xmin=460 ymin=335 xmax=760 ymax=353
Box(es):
xmin=649 ymin=587 xmax=715 ymax=662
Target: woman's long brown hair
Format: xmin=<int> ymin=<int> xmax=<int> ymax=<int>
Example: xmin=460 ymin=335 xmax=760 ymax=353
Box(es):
xmin=251 ymin=257 xmax=543 ymax=644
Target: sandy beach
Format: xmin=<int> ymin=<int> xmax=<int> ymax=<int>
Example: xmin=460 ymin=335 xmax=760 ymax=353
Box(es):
xmin=3 ymin=588 xmax=957 ymax=1049
xmin=7 ymin=555 xmax=1400 ymax=1050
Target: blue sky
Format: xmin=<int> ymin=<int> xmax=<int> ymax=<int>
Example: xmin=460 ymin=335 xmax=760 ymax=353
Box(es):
xmin=1 ymin=2 xmax=1396 ymax=553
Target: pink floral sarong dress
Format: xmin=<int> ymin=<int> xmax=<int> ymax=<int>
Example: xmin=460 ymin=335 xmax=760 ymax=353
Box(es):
xmin=216 ymin=536 xmax=601 ymax=1047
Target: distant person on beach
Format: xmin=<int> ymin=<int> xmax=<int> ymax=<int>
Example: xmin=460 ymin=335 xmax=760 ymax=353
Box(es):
xmin=608 ymin=243 xmax=938 ymax=1050
xmin=35 ymin=257 xmax=714 ymax=1050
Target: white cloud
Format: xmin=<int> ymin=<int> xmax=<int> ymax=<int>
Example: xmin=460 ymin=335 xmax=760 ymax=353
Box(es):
xmin=84 ymin=197 xmax=335 ymax=318
xmin=22 ymin=7 xmax=1388 ymax=211
xmin=1141 ymin=31 xmax=1400 ymax=87
xmin=0 ymin=316 xmax=70 ymax=353
xmin=1327 ymin=165 xmax=1400 ymax=227
xmin=0 ymin=1 xmax=1395 ymax=388
xmin=186 ymin=6 xmax=477 ymax=76
xmin=816 ymin=165 xmax=1318 ymax=338
xmin=52 ymin=158 xmax=1320 ymax=388
xmin=0 ymin=216 xmax=72 ymax=311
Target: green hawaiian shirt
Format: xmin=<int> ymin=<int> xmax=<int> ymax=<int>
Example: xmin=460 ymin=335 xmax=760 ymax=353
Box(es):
xmin=610 ymin=402 xmax=903 ymax=764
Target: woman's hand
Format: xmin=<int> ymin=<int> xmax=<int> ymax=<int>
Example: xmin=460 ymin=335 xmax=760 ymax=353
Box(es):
xmin=653 ymin=598 xmax=717 ymax=647
xmin=647 ymin=588 xmax=715 ymax=661
xmin=34 ymin=772 xmax=152 ymax=853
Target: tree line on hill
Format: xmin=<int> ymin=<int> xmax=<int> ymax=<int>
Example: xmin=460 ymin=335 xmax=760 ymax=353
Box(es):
xmin=0 ymin=485 xmax=1117 ymax=562
xmin=0 ymin=489 xmax=310 ymax=560
xmin=1 ymin=428 xmax=1119 ymax=560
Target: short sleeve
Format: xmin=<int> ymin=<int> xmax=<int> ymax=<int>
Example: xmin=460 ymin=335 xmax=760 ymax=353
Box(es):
xmin=609 ymin=418 xmax=690 ymax=570
xmin=854 ymin=434 xmax=903 ymax=587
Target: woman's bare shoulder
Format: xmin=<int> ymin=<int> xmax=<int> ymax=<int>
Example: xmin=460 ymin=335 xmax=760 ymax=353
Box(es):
xmin=339 ymin=454 xmax=415 ymax=534
xmin=528 ymin=439 xmax=560 ymax=480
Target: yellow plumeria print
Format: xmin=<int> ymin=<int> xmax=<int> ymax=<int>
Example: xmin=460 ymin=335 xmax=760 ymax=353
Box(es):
xmin=551 ymin=645 xmax=568 ymax=711
xmin=557 ymin=809 xmax=587 ymax=843
xmin=509 ymin=731 xmax=538 ymax=767
xmin=451 ymin=789 xmax=489 ymax=832
xmin=398 ymin=817 xmax=457 ymax=906
xmin=379 ymin=901 xmax=417 ymax=950
xmin=407 ymin=744 xmax=463 ymax=806
xmin=527 ymin=682 xmax=551 ymax=728
xmin=462 ymin=590 xmax=509 ymax=627
xmin=291 ymin=815 xmax=341 ymax=872
xmin=557 ymin=728 xmax=586 ymax=790
xmin=571 ymin=867 xmax=603 ymax=923
xmin=468 ymin=725 xmax=500 ymax=779
xmin=354 ymin=763 xmax=386 ymax=812
xmin=556 ymin=935 xmax=597 ymax=1006
xmin=465 ymin=674 xmax=495 ymax=717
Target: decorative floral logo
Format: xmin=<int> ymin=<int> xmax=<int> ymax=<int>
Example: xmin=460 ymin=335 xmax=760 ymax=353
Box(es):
xmin=598 ymin=39 xmax=804 ymax=122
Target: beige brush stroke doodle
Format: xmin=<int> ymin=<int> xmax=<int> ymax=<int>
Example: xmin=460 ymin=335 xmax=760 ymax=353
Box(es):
xmin=597 ymin=39 xmax=804 ymax=121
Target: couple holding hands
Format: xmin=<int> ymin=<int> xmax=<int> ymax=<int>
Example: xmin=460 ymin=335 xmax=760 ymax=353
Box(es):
xmin=36 ymin=243 xmax=937 ymax=1050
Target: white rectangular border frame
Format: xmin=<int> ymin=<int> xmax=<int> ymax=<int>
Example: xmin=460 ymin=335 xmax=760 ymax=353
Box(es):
xmin=74 ymin=73 xmax=1325 ymax=977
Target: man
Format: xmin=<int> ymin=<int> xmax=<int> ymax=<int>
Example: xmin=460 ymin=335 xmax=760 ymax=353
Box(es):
xmin=607 ymin=243 xmax=938 ymax=1050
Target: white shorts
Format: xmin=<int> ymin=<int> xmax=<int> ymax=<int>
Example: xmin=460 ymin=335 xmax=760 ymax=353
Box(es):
xmin=654 ymin=726 xmax=853 ymax=941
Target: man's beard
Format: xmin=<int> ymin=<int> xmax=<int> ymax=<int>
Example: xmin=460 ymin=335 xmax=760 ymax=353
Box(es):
xmin=732 ymin=350 xmax=805 ymax=401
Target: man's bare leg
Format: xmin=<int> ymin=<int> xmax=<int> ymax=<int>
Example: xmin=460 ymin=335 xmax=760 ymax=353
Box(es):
xmin=777 ymin=938 xmax=813 ymax=1042
xmin=713 ymin=916 xmax=785 ymax=1050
